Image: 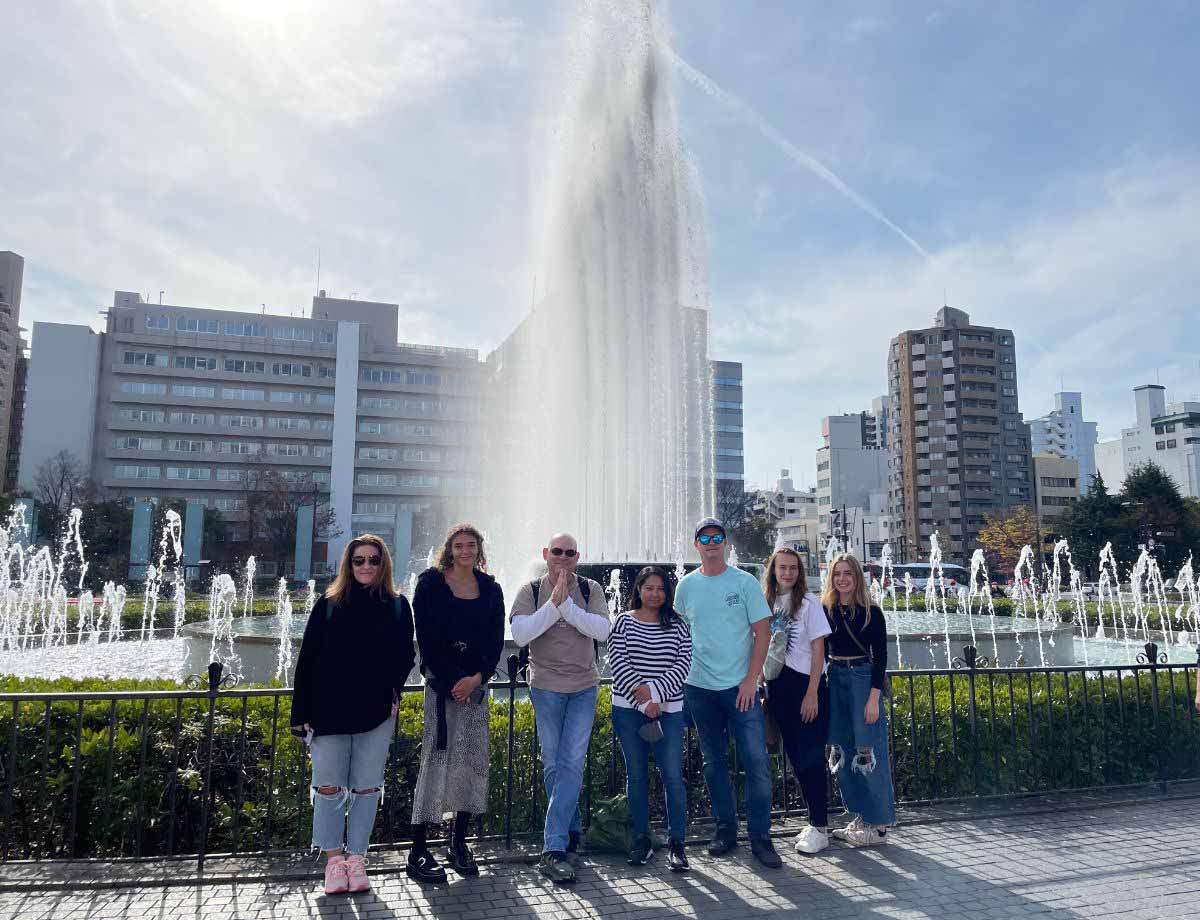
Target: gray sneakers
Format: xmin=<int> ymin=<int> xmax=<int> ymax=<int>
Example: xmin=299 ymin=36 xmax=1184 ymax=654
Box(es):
xmin=537 ymin=852 xmax=576 ymax=884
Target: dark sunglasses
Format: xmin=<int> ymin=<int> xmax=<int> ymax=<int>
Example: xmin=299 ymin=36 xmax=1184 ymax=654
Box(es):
xmin=697 ymin=533 xmax=726 ymax=545
xmin=548 ymin=547 xmax=578 ymax=557
xmin=352 ymin=554 xmax=382 ymax=567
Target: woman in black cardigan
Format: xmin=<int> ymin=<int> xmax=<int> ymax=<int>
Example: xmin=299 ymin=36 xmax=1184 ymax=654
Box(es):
xmin=405 ymin=523 xmax=505 ymax=883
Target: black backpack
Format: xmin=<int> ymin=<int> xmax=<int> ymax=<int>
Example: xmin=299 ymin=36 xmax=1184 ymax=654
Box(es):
xmin=516 ymin=577 xmax=601 ymax=674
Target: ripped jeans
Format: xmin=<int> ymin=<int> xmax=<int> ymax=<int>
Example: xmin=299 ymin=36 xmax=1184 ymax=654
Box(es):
xmin=827 ymin=663 xmax=895 ymax=826
xmin=309 ymin=716 xmax=393 ymax=855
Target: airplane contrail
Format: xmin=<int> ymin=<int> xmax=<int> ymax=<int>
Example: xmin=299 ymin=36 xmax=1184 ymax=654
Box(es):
xmin=663 ymin=43 xmax=932 ymax=262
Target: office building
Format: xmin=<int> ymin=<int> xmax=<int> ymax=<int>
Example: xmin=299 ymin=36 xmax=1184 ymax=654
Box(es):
xmin=713 ymin=359 xmax=745 ymax=522
xmin=1029 ymin=392 xmax=1097 ymax=495
xmin=0 ymin=252 xmax=25 ymax=491
xmin=886 ymin=306 xmax=1034 ymax=565
xmin=1094 ymin=384 xmax=1200 ymax=498
xmin=1033 ymin=454 xmax=1080 ymax=528
xmin=20 ymin=291 xmax=482 ymax=575
xmin=816 ymin=408 xmax=889 ymax=534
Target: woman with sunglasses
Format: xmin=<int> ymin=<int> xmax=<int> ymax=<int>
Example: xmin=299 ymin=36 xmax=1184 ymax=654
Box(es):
xmin=291 ymin=535 xmax=415 ymax=895
xmin=822 ymin=552 xmax=895 ymax=847
xmin=762 ymin=547 xmax=832 ymax=854
xmin=607 ymin=566 xmax=693 ymax=871
xmin=406 ymin=524 xmax=505 ymax=883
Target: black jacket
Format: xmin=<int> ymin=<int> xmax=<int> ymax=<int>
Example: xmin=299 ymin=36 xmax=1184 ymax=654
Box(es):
xmin=290 ymin=582 xmax=416 ymax=736
xmin=412 ymin=567 xmax=506 ymax=691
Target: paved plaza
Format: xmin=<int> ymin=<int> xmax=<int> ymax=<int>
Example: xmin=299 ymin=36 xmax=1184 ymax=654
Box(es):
xmin=2 ymin=790 xmax=1197 ymax=920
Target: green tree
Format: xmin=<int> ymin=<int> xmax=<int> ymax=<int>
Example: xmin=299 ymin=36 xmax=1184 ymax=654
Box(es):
xmin=1115 ymin=461 xmax=1198 ymax=572
xmin=1056 ymin=472 xmax=1123 ymax=578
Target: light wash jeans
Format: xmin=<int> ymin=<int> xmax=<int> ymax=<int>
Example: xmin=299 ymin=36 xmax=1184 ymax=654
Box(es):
xmin=827 ymin=663 xmax=896 ymax=826
xmin=309 ymin=716 xmax=393 ymax=855
xmin=611 ymin=707 xmax=687 ymax=840
xmin=683 ymin=684 xmax=773 ymax=838
xmin=530 ymin=685 xmax=598 ymax=854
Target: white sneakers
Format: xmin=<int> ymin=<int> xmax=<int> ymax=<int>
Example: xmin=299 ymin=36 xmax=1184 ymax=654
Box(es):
xmin=831 ymin=816 xmax=888 ymax=847
xmin=793 ymin=825 xmax=830 ymax=854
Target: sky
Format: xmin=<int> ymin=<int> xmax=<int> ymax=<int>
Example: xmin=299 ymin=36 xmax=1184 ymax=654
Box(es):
xmin=4 ymin=0 xmax=1199 ymax=491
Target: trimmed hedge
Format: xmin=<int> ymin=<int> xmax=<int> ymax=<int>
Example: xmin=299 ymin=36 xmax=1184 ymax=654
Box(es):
xmin=1 ymin=665 xmax=1197 ymax=859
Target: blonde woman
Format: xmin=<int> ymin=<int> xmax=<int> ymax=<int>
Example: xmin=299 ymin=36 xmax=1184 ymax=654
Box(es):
xmin=822 ymin=553 xmax=895 ymax=847
xmin=762 ymin=548 xmax=832 ymax=854
xmin=291 ymin=535 xmax=416 ymax=895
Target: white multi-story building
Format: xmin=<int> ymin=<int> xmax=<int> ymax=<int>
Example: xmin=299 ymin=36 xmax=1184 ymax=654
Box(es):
xmin=1029 ymin=391 xmax=1097 ymax=495
xmin=20 ymin=291 xmax=483 ymax=575
xmin=816 ymin=409 xmax=888 ymax=535
xmin=1094 ymin=384 xmax=1200 ymax=497
xmin=753 ymin=468 xmax=817 ymax=522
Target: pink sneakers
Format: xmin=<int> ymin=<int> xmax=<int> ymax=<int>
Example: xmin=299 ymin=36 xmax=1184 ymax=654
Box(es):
xmin=323 ymin=854 xmax=349 ymax=895
xmin=344 ymin=854 xmax=371 ymax=893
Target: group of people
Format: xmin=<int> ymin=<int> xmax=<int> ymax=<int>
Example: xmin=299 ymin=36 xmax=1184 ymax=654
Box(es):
xmin=290 ymin=518 xmax=897 ymax=895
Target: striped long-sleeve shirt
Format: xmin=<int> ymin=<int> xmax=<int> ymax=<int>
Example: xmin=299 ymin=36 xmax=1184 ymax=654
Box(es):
xmin=607 ymin=612 xmax=693 ymax=713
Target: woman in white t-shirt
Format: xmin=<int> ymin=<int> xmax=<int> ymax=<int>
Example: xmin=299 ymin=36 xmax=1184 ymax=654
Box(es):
xmin=763 ymin=547 xmax=833 ymax=855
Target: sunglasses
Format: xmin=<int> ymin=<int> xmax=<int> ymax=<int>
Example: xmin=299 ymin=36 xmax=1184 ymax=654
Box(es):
xmin=352 ymin=554 xmax=382 ymax=567
xmin=548 ymin=547 xmax=578 ymax=557
xmin=697 ymin=533 xmax=726 ymax=545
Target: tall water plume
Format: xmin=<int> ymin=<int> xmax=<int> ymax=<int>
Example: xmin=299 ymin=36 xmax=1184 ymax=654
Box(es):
xmin=478 ymin=0 xmax=713 ymax=573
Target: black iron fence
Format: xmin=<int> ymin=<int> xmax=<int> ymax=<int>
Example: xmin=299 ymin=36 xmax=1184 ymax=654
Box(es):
xmin=1 ymin=644 xmax=1197 ymax=867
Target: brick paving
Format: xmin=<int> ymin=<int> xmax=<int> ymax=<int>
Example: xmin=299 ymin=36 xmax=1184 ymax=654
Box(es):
xmin=2 ymin=793 xmax=1198 ymax=919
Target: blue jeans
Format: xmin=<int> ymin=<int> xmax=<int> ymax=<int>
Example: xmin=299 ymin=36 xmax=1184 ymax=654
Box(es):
xmin=611 ymin=707 xmax=687 ymax=840
xmin=827 ymin=663 xmax=896 ymax=826
xmin=683 ymin=684 xmax=773 ymax=838
xmin=530 ymin=685 xmax=598 ymax=854
xmin=309 ymin=716 xmax=393 ymax=855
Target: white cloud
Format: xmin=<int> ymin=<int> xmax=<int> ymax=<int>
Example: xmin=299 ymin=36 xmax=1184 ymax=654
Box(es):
xmin=721 ymin=153 xmax=1200 ymax=486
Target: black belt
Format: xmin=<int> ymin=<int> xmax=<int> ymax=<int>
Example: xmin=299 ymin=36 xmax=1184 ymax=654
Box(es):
xmin=828 ymin=657 xmax=870 ymax=668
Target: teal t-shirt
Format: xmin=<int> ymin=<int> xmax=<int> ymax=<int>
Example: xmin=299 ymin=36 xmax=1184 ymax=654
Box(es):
xmin=674 ymin=565 xmax=771 ymax=691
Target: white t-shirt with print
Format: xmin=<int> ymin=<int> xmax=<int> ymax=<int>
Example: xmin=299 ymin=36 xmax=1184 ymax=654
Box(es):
xmin=782 ymin=593 xmax=832 ymax=676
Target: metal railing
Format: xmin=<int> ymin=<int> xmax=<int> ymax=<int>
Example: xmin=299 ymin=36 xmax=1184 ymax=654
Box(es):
xmin=1 ymin=643 xmax=1196 ymax=868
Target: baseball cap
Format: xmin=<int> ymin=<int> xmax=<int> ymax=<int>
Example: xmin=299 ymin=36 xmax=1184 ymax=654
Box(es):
xmin=694 ymin=517 xmax=726 ymax=540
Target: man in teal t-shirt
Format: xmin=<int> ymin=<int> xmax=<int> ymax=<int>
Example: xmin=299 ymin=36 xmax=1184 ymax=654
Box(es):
xmin=675 ymin=518 xmax=781 ymax=868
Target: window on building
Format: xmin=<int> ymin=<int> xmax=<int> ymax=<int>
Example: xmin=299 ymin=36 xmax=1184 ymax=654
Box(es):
xmin=175 ymin=355 xmax=217 ymax=370
xmin=169 ymin=411 xmax=216 ymax=426
xmin=1166 ymin=439 xmax=1177 ymax=449
xmin=124 ymin=351 xmax=169 ymax=367
xmin=221 ymin=387 xmax=265 ymax=401
xmin=166 ymin=466 xmax=211 ymax=481
xmin=144 ymin=315 xmax=169 ymax=331
xmin=1156 ymin=440 xmax=1166 ymax=450
xmin=172 ymin=384 xmax=216 ymax=398
xmin=225 ymin=359 xmax=266 ymax=374
xmin=119 ymin=381 xmax=168 ymax=395
xmin=221 ymin=321 xmax=266 ymax=337
xmin=176 ymin=316 xmax=219 ymax=333
xmin=272 ymin=362 xmax=312 ymax=377
xmin=318 ymin=366 xmax=336 ymax=379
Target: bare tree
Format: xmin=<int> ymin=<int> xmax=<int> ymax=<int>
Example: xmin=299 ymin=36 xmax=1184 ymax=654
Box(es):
xmin=716 ymin=478 xmax=755 ymax=533
xmin=33 ymin=450 xmax=90 ymax=513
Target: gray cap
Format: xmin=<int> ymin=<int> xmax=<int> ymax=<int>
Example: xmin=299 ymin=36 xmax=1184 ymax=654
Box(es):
xmin=694 ymin=517 xmax=726 ymax=539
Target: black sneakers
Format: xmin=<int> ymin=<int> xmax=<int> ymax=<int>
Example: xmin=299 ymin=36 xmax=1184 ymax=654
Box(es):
xmin=706 ymin=827 xmax=738 ymax=856
xmin=750 ymin=835 xmax=782 ymax=868
xmin=627 ymin=834 xmax=654 ymax=866
xmin=447 ymin=841 xmax=479 ymax=877
xmin=405 ymin=848 xmax=447 ymax=884
xmin=666 ymin=838 xmax=690 ymax=872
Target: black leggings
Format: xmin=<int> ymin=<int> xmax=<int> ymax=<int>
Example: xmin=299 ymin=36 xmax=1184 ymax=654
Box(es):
xmin=767 ymin=666 xmax=830 ymax=827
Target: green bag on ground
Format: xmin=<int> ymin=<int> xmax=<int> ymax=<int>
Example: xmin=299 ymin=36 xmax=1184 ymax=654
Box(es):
xmin=584 ymin=794 xmax=665 ymax=853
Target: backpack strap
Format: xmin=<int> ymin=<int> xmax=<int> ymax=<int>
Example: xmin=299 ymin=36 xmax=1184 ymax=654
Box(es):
xmin=520 ymin=576 xmax=601 ymax=668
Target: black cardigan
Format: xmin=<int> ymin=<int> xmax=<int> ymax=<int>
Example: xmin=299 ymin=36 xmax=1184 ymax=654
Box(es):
xmin=290 ymin=583 xmax=416 ymax=736
xmin=412 ymin=567 xmax=506 ymax=690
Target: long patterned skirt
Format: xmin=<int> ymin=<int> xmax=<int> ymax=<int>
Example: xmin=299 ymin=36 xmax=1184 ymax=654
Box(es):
xmin=410 ymin=685 xmax=490 ymax=823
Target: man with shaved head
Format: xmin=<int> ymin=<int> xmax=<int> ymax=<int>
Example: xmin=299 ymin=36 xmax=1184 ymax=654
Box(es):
xmin=510 ymin=532 xmax=610 ymax=884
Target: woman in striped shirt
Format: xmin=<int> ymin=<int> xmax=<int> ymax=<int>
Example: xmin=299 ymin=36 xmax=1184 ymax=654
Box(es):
xmin=607 ymin=566 xmax=693 ymax=871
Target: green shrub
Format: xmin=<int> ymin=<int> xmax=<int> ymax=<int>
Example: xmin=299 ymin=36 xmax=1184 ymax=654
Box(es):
xmin=1 ymin=666 xmax=1197 ymax=859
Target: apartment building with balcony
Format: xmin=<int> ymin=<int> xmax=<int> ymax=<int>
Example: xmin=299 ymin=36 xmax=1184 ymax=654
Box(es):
xmin=1029 ymin=391 xmax=1097 ymax=495
xmin=20 ymin=290 xmax=482 ymax=574
xmin=886 ymin=306 xmax=1034 ymax=565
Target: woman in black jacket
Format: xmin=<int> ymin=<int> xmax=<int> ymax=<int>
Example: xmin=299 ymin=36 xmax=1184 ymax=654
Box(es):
xmin=291 ymin=534 xmax=415 ymax=895
xmin=406 ymin=523 xmax=505 ymax=883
